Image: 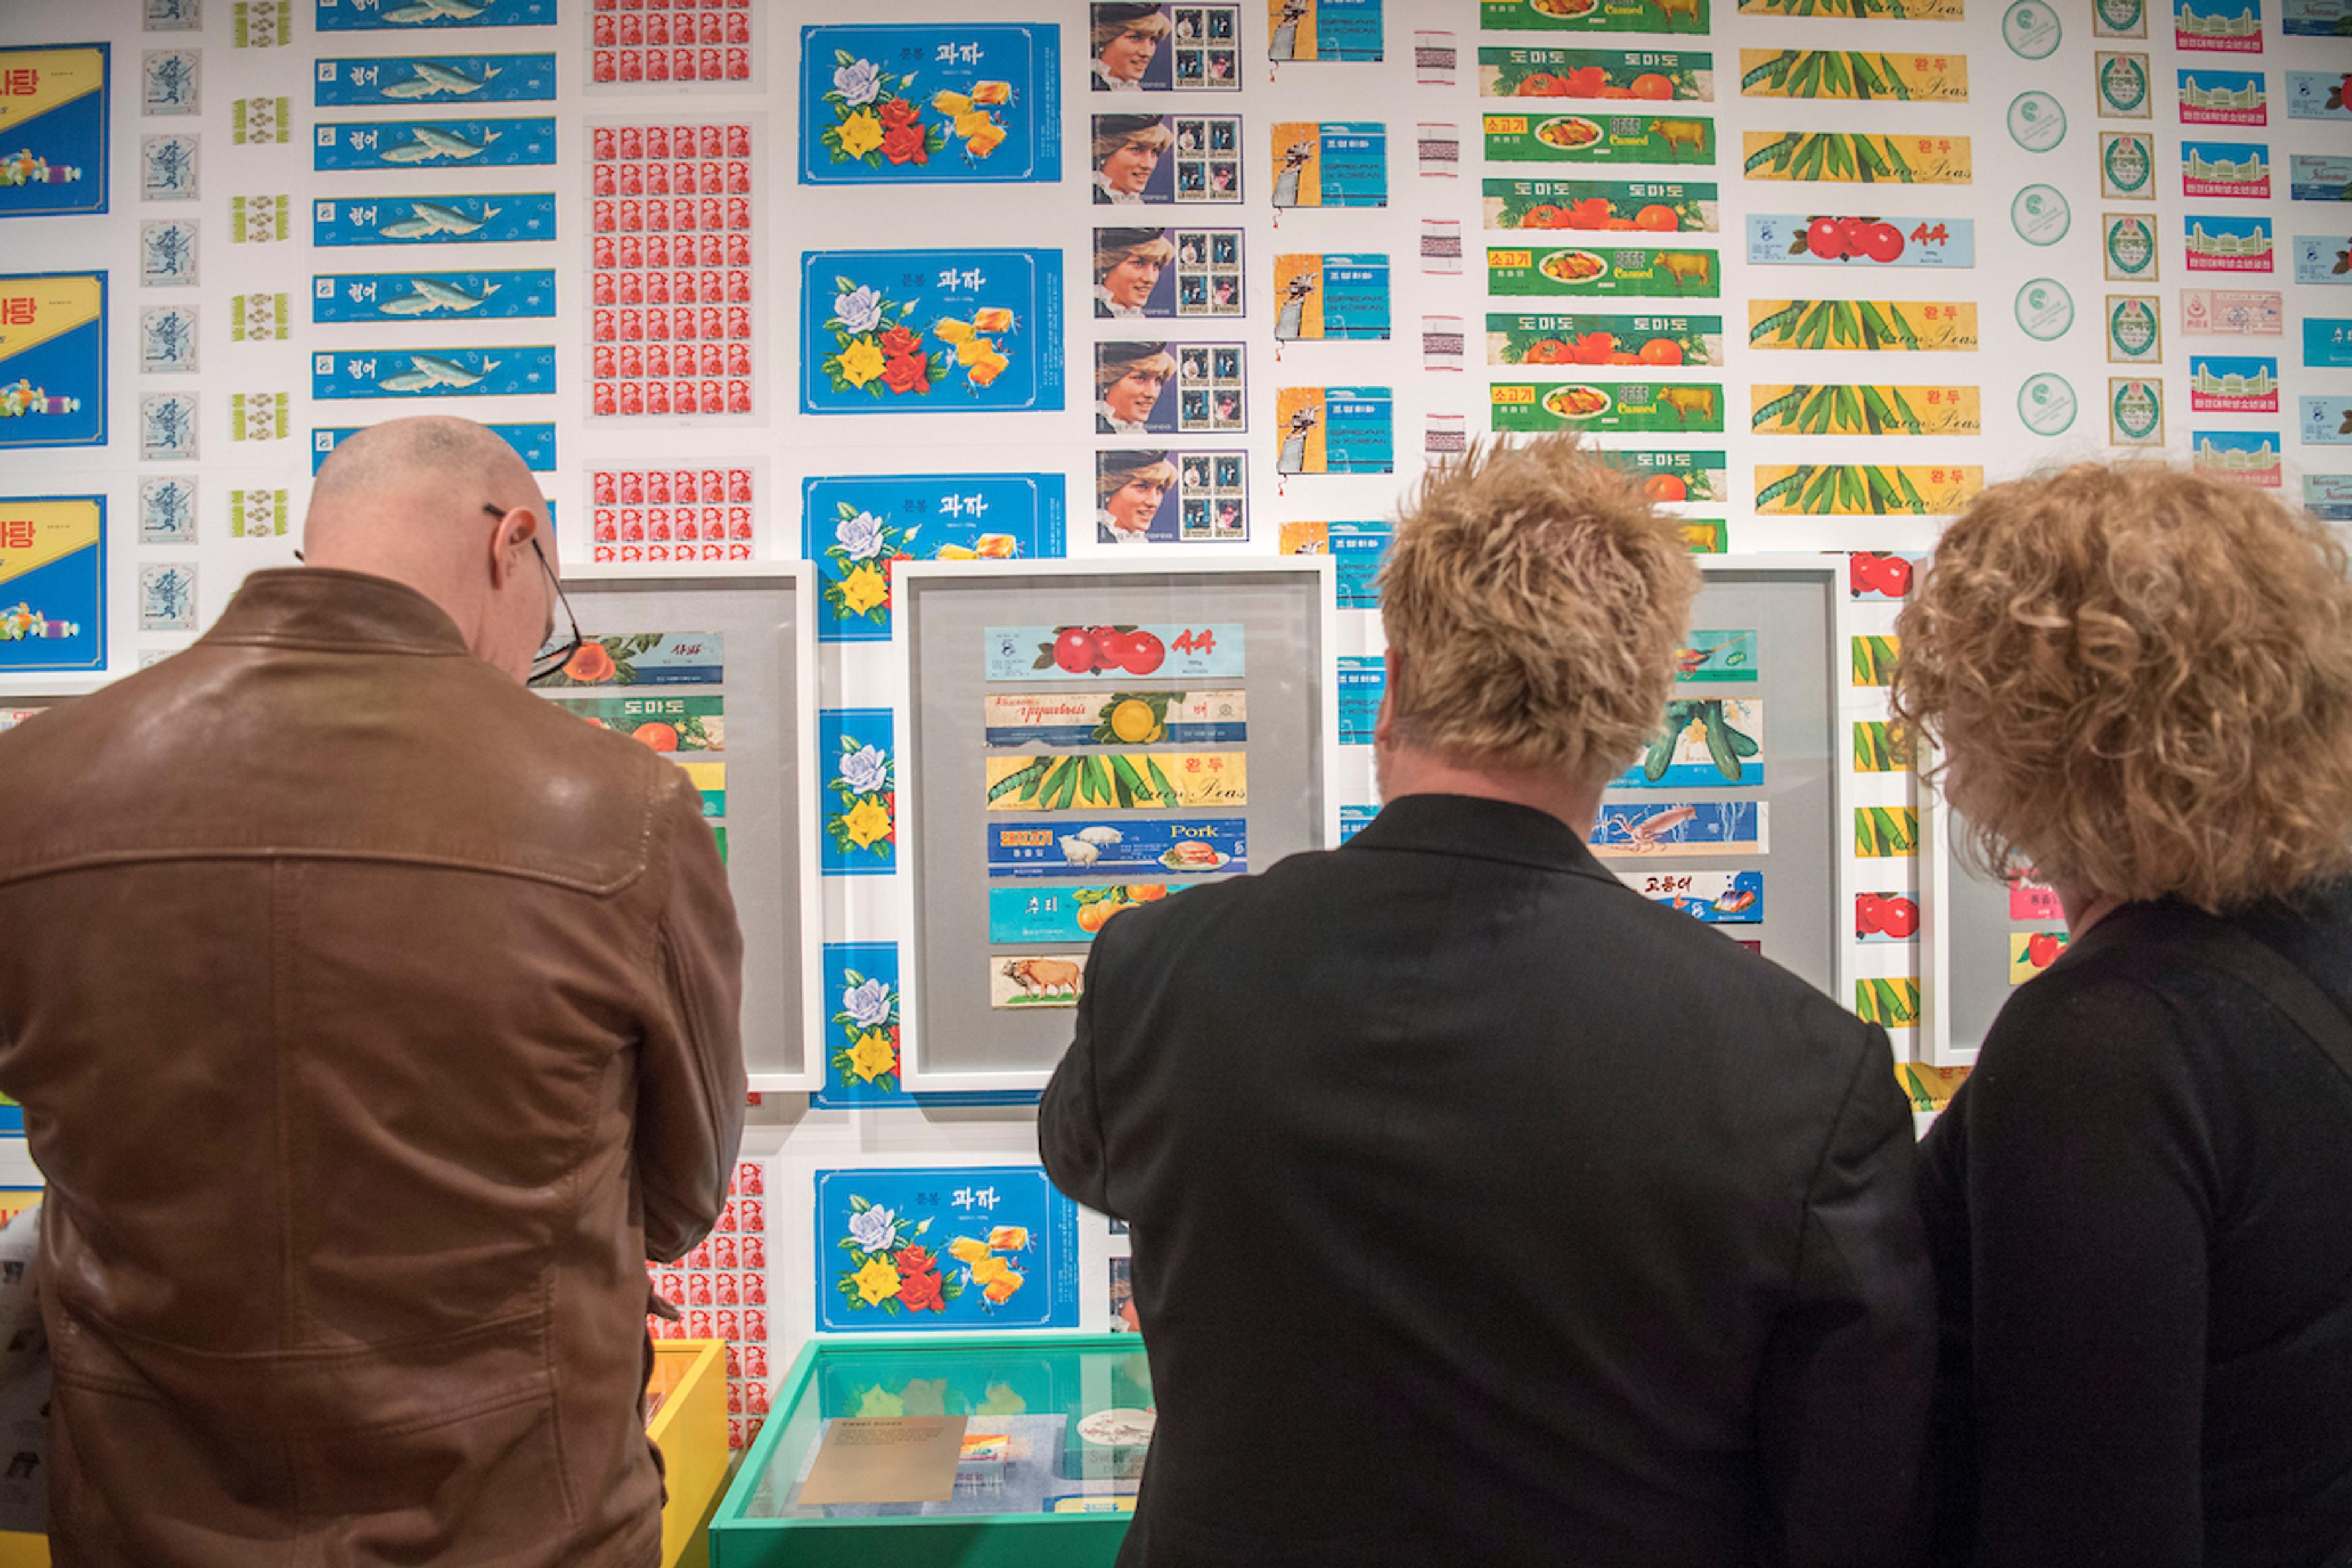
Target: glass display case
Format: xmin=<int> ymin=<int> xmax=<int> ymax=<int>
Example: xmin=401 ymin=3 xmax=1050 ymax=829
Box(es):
xmin=1595 ymin=558 xmax=1853 ymax=1002
xmin=891 ymin=559 xmax=1336 ymax=1094
xmin=538 ymin=564 xmax=824 ymax=1088
xmin=710 ymin=1333 xmax=1148 ymax=1568
xmin=1921 ymin=796 xmax=2068 ymax=1064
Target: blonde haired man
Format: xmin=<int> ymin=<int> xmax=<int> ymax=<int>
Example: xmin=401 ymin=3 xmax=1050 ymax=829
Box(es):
xmin=1041 ymin=436 xmax=1934 ymax=1567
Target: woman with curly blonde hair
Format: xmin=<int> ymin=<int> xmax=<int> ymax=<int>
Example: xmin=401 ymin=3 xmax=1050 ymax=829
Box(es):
xmin=1893 ymin=462 xmax=2352 ymax=1567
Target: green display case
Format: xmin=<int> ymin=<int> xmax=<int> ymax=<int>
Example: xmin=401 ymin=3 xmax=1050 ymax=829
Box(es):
xmin=710 ymin=1333 xmax=1152 ymax=1568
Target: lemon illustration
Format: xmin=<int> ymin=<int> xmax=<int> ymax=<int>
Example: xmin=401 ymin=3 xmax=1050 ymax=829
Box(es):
xmin=1109 ymin=699 xmax=1162 ymax=744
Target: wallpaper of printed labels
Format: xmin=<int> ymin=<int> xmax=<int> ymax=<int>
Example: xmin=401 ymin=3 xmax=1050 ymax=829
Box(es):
xmin=2 ymin=0 xmax=2348 ymax=1450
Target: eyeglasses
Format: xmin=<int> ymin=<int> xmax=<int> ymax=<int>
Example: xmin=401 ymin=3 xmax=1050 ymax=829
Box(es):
xmin=484 ymin=503 xmax=584 ymax=686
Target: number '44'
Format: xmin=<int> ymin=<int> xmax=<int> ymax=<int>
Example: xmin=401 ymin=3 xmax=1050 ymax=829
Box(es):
xmin=1908 ymin=222 xmax=1951 ymax=247
xmin=1171 ymin=628 xmax=1215 ymax=655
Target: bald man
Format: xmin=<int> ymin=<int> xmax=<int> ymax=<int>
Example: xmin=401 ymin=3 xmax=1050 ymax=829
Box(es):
xmin=0 ymin=417 xmax=745 ymax=1567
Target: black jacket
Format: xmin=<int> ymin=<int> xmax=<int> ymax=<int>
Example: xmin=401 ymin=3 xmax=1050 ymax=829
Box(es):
xmin=1920 ymin=892 xmax=2352 ymax=1567
xmin=1041 ymin=793 xmax=1935 ymax=1567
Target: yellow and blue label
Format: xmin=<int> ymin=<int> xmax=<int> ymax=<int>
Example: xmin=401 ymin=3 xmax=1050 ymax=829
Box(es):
xmin=0 ymin=494 xmax=105 ymax=673
xmin=0 ymin=271 xmax=107 ymax=449
xmin=0 ymin=44 xmax=108 ymax=218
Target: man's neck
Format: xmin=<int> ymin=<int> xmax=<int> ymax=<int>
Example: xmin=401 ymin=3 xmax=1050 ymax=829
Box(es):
xmin=1377 ymin=745 xmax=1604 ymax=839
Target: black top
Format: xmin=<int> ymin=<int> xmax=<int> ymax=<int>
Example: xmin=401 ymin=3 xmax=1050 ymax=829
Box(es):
xmin=1041 ymin=794 xmax=1936 ymax=1568
xmin=1920 ymin=891 xmax=2352 ymax=1567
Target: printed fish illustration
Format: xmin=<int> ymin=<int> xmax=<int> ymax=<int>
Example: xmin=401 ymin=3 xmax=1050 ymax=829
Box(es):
xmin=376 ymin=199 xmax=499 ymax=239
xmin=383 ymin=0 xmax=489 ymax=21
xmin=380 ymin=61 xmax=502 ymax=99
xmin=377 ymin=276 xmax=502 ymax=315
xmin=378 ymin=352 xmax=499 ymax=392
xmin=380 ymin=124 xmax=500 ymax=163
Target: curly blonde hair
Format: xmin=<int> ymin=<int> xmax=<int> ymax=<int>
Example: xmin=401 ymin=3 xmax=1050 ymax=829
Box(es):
xmin=1378 ymin=435 xmax=1698 ymax=783
xmin=1890 ymin=462 xmax=2352 ymax=912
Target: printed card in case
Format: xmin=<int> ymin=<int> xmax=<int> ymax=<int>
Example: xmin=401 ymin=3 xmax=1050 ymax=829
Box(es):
xmin=314 ymin=53 xmax=558 ymax=105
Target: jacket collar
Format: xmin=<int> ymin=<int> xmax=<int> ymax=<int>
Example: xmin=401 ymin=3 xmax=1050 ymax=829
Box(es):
xmin=201 ymin=568 xmax=472 ymax=657
xmin=1344 ymin=793 xmax=1618 ymax=883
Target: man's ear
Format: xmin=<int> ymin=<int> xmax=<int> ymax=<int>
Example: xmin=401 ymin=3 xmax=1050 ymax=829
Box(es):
xmin=486 ymin=505 xmax=538 ymax=589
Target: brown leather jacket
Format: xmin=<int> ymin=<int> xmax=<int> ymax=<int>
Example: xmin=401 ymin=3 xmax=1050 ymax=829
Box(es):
xmin=0 ymin=568 xmax=746 ymax=1567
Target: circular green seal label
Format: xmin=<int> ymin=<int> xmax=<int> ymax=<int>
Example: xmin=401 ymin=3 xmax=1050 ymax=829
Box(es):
xmin=2008 ymin=91 xmax=2067 ymax=152
xmin=2011 ymin=184 xmax=2072 ymax=246
xmin=2107 ymin=214 xmax=2157 ymax=276
xmin=2097 ymin=0 xmax=2146 ymax=32
xmin=2019 ymin=373 xmax=2078 ymax=436
xmin=2111 ymin=380 xmax=2162 ymax=443
xmin=2108 ymin=296 xmax=2159 ymax=358
xmin=2104 ymin=134 xmax=2152 ymax=195
xmin=2016 ymin=279 xmax=2075 ymax=341
xmin=2005 ymin=0 xmax=2062 ymax=58
xmin=2098 ymin=54 xmax=2150 ymax=116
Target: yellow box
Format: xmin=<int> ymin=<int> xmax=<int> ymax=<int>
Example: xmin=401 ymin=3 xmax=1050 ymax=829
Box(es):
xmin=647 ymin=1340 xmax=729 ymax=1568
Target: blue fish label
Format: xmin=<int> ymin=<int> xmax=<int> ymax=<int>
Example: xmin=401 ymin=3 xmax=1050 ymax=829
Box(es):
xmin=314 ymin=192 xmax=556 ymax=246
xmin=311 ymin=269 xmax=555 ymax=322
xmin=314 ymin=53 xmax=556 ymax=105
xmin=985 ymin=624 xmax=1245 ymax=682
xmin=801 ymin=24 xmax=1062 ymax=186
xmin=313 ymin=116 xmax=557 ymax=170
xmin=2307 ymin=319 xmax=2352 ymax=368
xmin=1619 ymin=867 xmax=1764 ymax=925
xmin=313 ymin=420 xmax=551 ymax=472
xmin=314 ymin=0 xmax=557 ymax=30
xmin=988 ymin=819 xmax=1246 ymax=878
xmin=1746 ymin=214 xmax=1977 ymax=269
xmin=0 ymin=45 xmax=109 ymax=219
xmin=311 ymin=345 xmax=554 ymax=399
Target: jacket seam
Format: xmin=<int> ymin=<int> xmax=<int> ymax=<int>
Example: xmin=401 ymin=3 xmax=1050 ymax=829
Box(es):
xmin=0 ymin=844 xmax=654 ymax=899
xmin=539 ymin=1268 xmax=584 ymax=1529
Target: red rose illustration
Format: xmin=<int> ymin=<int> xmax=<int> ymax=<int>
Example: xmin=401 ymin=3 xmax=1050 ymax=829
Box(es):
xmin=881 ymin=123 xmax=928 ymax=165
xmin=896 ymin=1245 xmax=937 ymax=1276
xmin=896 ymin=1268 xmax=946 ymax=1312
xmin=879 ymin=325 xmax=921 ymax=358
xmin=876 ymin=97 xmax=919 ymax=130
xmin=882 ymin=351 xmax=930 ymax=394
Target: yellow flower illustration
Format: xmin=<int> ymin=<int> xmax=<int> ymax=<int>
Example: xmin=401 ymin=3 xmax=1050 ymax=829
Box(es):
xmin=987 ymin=1226 xmax=1030 ymax=1251
xmin=948 ymin=1236 xmax=992 ymax=1265
xmin=853 ymin=1256 xmax=902 ymax=1306
xmin=843 ymin=796 xmax=892 ymax=851
xmin=839 ymin=562 xmax=889 ymax=616
xmin=837 ymin=109 xmax=884 ymax=160
xmin=839 ymin=336 xmax=886 ymax=388
xmin=856 ymin=1385 xmax=906 ymax=1418
xmin=847 ymin=1028 xmax=897 ymax=1084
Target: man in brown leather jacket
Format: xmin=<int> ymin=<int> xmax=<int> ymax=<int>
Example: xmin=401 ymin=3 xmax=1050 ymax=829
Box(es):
xmin=0 ymin=417 xmax=746 ymax=1566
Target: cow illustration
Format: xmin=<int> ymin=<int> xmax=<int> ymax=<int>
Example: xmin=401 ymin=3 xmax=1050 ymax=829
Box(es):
xmin=1001 ymin=957 xmax=1084 ymax=1001
xmin=1648 ymin=119 xmax=1709 ymax=157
